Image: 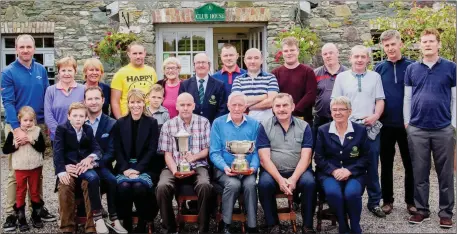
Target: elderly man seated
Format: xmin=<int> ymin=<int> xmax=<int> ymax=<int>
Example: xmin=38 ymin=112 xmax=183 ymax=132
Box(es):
xmin=210 ymin=92 xmax=260 ymax=234
xmin=256 ymin=93 xmax=316 ymax=233
xmin=314 ymin=96 xmax=370 ymax=234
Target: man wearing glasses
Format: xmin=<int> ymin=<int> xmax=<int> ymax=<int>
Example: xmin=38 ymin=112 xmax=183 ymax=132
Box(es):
xmin=331 ymin=45 xmax=386 ymax=218
xmin=179 ymin=53 xmax=227 ymax=124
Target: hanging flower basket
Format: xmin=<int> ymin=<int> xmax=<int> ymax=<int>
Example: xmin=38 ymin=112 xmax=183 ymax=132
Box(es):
xmin=91 ymin=31 xmax=139 ymax=66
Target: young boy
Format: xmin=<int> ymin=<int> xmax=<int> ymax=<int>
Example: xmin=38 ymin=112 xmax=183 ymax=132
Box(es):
xmin=147 ymin=84 xmax=170 ymax=129
xmin=53 ymin=102 xmax=109 ymax=234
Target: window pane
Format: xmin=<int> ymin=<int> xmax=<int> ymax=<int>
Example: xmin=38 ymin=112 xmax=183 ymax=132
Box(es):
xmin=44 ymin=38 xmax=54 ymax=48
xmin=242 ymin=40 xmax=249 ymax=55
xmin=232 ymin=40 xmax=241 ymax=54
xmin=35 ymin=38 xmax=43 ymax=48
xmin=5 ymin=38 xmax=15 ymax=48
xmin=5 ymin=54 xmax=16 ymax=66
xmin=192 ymin=32 xmax=206 ymax=51
xmin=34 ymin=54 xmax=44 ymax=65
xmin=178 ymin=32 xmax=191 ymax=52
xmin=163 ymin=32 xmax=176 ymax=52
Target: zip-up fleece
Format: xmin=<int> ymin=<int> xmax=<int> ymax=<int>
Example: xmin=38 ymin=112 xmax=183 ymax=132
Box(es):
xmin=374 ymin=57 xmax=414 ymax=127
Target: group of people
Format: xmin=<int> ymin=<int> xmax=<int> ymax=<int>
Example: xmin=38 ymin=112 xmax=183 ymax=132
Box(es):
xmin=1 ymin=27 xmax=455 ymax=234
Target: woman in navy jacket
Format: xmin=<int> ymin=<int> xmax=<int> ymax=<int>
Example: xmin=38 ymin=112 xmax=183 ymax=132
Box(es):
xmin=314 ymin=96 xmax=370 ymax=234
xmin=113 ymin=89 xmax=161 ymax=233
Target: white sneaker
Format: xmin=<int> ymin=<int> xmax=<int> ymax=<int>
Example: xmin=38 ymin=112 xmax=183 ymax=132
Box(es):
xmin=95 ymin=219 xmax=109 ymax=234
xmin=109 ymin=219 xmax=128 ymax=234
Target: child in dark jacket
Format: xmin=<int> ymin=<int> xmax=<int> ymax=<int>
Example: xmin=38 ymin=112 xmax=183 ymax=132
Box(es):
xmin=2 ymin=106 xmax=46 ymax=232
xmin=53 ymin=102 xmax=108 ymax=234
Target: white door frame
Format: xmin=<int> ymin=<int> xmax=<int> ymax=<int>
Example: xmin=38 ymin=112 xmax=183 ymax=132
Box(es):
xmin=155 ymin=23 xmax=267 ymax=79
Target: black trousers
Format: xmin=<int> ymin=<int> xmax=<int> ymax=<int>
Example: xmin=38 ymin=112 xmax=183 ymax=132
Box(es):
xmin=379 ymin=126 xmax=414 ymax=205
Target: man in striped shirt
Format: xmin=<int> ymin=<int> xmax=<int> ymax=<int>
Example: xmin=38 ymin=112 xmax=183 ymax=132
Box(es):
xmin=231 ymin=48 xmax=279 ymax=122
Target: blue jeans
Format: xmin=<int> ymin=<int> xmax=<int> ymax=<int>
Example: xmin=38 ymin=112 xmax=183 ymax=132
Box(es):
xmin=95 ymin=167 xmax=118 ymax=220
xmin=258 ymin=169 xmax=316 ymax=228
xmin=366 ymin=133 xmax=382 ymax=209
xmin=79 ymin=169 xmax=102 ymax=211
xmin=322 ymin=177 xmax=363 ymax=234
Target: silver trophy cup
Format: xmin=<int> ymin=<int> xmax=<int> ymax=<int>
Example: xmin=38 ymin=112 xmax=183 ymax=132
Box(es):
xmin=174 ymin=129 xmax=192 ymax=172
xmin=226 ymin=140 xmax=255 ymax=172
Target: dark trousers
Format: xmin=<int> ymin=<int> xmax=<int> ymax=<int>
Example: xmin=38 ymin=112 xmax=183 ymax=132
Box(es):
xmin=95 ymin=167 xmax=118 ymax=220
xmin=312 ymin=115 xmax=332 ymax=150
xmin=117 ymin=181 xmax=155 ymax=225
xmin=258 ymin=169 xmax=316 ymax=228
xmin=365 ymin=132 xmax=382 ymax=209
xmin=156 ymin=167 xmax=212 ymax=232
xmin=77 ymin=169 xmax=103 ymax=211
xmin=379 ymin=126 xmax=414 ymax=205
xmin=322 ymin=177 xmax=363 ymax=234
xmin=407 ymin=125 xmax=455 ymax=218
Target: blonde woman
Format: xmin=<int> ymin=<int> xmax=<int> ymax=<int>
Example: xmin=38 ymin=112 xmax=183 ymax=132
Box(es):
xmin=157 ymin=57 xmax=182 ymax=118
xmin=113 ymin=89 xmax=161 ymax=233
xmin=83 ymin=58 xmax=111 ymax=115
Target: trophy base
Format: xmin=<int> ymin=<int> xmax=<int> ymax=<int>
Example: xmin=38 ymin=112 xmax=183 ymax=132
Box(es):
xmin=231 ymin=169 xmax=251 ymax=176
xmin=175 ymin=170 xmax=195 ymax=176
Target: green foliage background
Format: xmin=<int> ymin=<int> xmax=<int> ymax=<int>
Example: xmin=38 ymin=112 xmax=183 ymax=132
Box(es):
xmin=364 ymin=1 xmax=456 ymax=62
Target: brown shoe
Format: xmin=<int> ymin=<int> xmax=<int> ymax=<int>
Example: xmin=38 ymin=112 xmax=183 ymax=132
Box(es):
xmin=407 ymin=204 xmax=417 ymax=215
xmin=381 ymin=203 xmax=393 ymax=214
xmin=409 ymin=214 xmax=430 ymax=224
xmin=440 ymin=217 xmax=453 ymax=229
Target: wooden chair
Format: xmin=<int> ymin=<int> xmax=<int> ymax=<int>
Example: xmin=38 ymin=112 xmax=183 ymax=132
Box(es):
xmin=316 ymin=185 xmax=339 ymax=232
xmin=175 ymin=183 xmax=199 ymax=232
xmin=275 ymin=193 xmax=297 ymax=233
xmin=212 ymin=182 xmax=247 ymax=233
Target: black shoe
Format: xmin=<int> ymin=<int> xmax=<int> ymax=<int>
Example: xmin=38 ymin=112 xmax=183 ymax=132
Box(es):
xmin=221 ymin=221 xmax=231 ymax=234
xmin=134 ymin=219 xmax=147 ymax=233
xmin=39 ymin=203 xmax=57 ymax=222
xmin=302 ymin=226 xmax=316 ymax=233
xmin=267 ymin=225 xmax=280 ymax=234
xmin=246 ymin=226 xmax=259 ymax=234
xmin=2 ymin=214 xmax=17 ymax=232
xmin=31 ymin=201 xmax=44 ymax=228
xmin=369 ymin=206 xmax=387 ymax=218
xmin=14 ymin=204 xmax=30 ymax=232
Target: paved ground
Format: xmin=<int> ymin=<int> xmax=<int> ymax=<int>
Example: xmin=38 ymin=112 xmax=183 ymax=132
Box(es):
xmin=1 ymin=152 xmax=456 ymax=233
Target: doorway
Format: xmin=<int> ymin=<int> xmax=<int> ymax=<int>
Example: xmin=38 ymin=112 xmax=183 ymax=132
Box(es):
xmin=155 ymin=24 xmax=267 ymax=80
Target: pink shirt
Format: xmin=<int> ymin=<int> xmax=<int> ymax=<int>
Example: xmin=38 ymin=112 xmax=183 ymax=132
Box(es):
xmin=163 ymin=82 xmax=180 ymax=118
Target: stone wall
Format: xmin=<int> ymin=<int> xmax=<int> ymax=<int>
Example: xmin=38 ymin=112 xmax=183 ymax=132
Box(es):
xmin=0 ymin=0 xmax=117 ymax=78
xmin=306 ymin=1 xmax=394 ymax=68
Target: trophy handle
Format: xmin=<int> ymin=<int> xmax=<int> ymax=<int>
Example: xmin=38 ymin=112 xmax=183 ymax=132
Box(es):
xmin=248 ymin=142 xmax=255 ymax=154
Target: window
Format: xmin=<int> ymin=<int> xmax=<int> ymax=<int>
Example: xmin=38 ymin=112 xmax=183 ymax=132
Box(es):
xmin=1 ymin=35 xmax=56 ymax=84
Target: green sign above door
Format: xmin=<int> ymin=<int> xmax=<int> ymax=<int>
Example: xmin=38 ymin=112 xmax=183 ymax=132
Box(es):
xmin=195 ymin=3 xmax=226 ymax=22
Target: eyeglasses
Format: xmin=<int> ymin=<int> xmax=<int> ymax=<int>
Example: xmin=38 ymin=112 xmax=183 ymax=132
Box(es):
xmin=331 ymin=108 xmax=349 ymax=113
xmin=165 ymin=67 xmax=179 ymax=71
xmin=195 ymin=61 xmax=209 ymax=65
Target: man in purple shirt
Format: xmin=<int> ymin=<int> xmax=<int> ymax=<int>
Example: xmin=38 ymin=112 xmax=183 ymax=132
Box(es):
xmin=1 ymin=34 xmax=56 ymax=231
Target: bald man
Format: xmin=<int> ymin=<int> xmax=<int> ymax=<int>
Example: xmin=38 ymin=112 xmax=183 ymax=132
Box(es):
xmin=313 ymin=43 xmax=348 ymax=147
xmin=232 ymin=48 xmax=279 ymax=122
xmin=157 ymin=92 xmax=213 ymax=233
xmin=178 ymin=53 xmax=227 ymax=123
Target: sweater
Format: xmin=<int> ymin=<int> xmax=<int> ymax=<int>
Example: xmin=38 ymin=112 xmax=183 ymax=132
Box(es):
xmin=1 ymin=59 xmax=49 ymax=129
xmin=44 ymin=83 xmax=85 ymax=140
xmin=272 ymin=64 xmax=317 ymax=123
xmin=374 ymin=57 xmax=414 ymax=127
xmin=2 ymin=126 xmax=45 ymax=170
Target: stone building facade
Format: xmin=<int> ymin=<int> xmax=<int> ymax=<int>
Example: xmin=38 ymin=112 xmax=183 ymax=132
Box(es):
xmin=0 ymin=1 xmax=439 ymax=83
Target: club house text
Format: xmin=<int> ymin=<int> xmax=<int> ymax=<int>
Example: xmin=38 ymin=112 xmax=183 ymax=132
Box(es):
xmin=195 ymin=13 xmax=225 ymax=20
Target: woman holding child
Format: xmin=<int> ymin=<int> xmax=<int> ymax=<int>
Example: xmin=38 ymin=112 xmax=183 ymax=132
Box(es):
xmin=113 ymin=89 xmax=162 ymax=232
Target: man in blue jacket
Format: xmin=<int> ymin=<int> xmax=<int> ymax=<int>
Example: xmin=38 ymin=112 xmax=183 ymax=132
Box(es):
xmin=84 ymin=86 xmax=127 ymax=233
xmin=178 ymin=53 xmax=227 ymax=123
xmin=1 ymin=34 xmax=55 ymax=231
xmin=212 ymin=43 xmax=246 ymax=98
xmin=210 ymin=92 xmax=259 ymax=234
xmin=374 ymin=30 xmax=415 ymax=215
